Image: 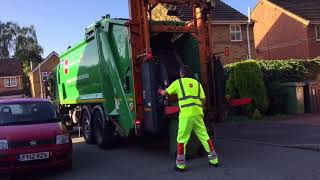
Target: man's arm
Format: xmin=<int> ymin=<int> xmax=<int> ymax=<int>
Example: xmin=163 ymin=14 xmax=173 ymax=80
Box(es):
xmin=159 ymin=80 xmax=178 ymax=96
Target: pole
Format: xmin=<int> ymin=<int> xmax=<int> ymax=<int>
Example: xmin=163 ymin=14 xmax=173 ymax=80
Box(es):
xmin=247 ymin=6 xmax=252 ymax=59
xmin=39 ymin=67 xmax=43 ymax=98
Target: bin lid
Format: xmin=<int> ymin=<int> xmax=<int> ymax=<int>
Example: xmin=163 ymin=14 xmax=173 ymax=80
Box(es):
xmin=280 ymin=82 xmax=306 ymax=87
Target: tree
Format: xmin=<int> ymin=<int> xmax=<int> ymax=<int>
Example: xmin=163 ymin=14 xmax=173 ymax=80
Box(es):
xmin=0 ymin=21 xmax=43 ymax=96
xmin=0 ymin=21 xmax=18 ymax=59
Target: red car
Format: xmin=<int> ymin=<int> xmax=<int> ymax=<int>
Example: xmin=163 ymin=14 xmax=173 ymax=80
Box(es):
xmin=0 ymin=99 xmax=72 ymax=173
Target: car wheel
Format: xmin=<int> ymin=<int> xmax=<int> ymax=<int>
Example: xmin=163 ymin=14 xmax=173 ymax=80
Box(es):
xmin=93 ymin=106 xmax=116 ymax=149
xmin=81 ymin=107 xmax=95 ymax=144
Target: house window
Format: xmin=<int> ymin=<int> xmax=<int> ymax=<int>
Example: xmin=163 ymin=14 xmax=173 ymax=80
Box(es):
xmin=230 ymin=25 xmax=242 ymax=41
xmin=42 ymin=72 xmax=48 ymax=81
xmin=4 ymin=77 xmax=17 ymax=87
xmin=316 ymin=24 xmax=320 ymax=41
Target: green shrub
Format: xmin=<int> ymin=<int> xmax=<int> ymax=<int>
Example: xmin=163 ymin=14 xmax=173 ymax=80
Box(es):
xmin=226 ymin=60 xmax=269 ymax=115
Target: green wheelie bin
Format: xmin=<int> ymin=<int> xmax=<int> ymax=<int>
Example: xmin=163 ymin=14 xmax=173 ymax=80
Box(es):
xmin=280 ymin=82 xmax=305 ymax=114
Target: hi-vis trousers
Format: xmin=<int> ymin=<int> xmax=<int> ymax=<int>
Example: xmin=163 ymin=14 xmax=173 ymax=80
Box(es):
xmin=176 ymin=115 xmax=218 ymax=169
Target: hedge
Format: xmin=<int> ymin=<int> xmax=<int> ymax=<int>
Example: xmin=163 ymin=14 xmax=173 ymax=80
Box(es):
xmin=226 ymin=60 xmax=269 ymax=115
xmin=258 ymin=59 xmax=320 ymax=83
xmin=226 ymin=59 xmax=320 ymax=116
xmin=259 ymin=59 xmax=320 ymax=114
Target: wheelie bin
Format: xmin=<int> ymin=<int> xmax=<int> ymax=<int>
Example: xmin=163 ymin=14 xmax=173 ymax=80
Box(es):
xmin=280 ymin=82 xmax=305 ymax=114
xmin=316 ymin=83 xmax=320 ymax=112
xmin=304 ymin=81 xmax=318 ymax=113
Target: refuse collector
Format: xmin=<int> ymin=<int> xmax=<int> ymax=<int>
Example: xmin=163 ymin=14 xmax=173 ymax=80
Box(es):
xmin=158 ymin=65 xmax=219 ymax=172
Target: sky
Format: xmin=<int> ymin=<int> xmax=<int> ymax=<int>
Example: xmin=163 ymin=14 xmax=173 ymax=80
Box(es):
xmin=0 ymin=0 xmax=258 ymax=57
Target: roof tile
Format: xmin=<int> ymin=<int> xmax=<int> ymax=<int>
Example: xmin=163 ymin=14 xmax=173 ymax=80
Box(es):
xmin=268 ymin=0 xmax=320 ymax=22
xmin=176 ymin=0 xmax=249 ymax=22
xmin=0 ymin=58 xmax=23 ymax=77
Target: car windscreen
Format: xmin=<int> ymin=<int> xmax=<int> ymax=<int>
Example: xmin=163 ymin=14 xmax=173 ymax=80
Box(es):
xmin=0 ymin=102 xmax=59 ymax=126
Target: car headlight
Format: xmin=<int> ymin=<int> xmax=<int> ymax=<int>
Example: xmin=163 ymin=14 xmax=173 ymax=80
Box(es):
xmin=0 ymin=140 xmax=8 ymax=150
xmin=56 ymin=134 xmax=70 ymax=145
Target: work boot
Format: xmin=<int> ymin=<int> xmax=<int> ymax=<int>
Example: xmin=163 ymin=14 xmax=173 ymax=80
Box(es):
xmin=209 ymin=158 xmax=219 ymax=167
xmin=175 ymin=164 xmax=187 ymax=172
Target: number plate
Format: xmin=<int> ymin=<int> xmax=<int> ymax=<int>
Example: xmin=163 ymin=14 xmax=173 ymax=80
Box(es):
xmin=18 ymin=152 xmax=50 ymax=162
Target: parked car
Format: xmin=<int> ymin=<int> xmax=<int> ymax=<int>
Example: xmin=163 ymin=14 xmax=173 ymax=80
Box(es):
xmin=0 ymin=99 xmax=72 ymax=173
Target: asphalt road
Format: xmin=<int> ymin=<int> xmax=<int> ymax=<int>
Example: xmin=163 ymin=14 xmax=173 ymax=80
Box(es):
xmin=4 ymin=114 xmax=320 ymax=180
xmin=6 ymin=138 xmax=320 ymax=180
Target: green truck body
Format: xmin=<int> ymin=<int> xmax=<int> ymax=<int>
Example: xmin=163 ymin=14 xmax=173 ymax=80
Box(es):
xmin=57 ymin=19 xmax=136 ymax=136
xmin=49 ymin=16 xmax=218 ymax=149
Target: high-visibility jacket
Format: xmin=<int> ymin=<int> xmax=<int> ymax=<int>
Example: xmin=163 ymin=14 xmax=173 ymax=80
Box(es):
xmin=166 ymin=78 xmax=205 ymax=118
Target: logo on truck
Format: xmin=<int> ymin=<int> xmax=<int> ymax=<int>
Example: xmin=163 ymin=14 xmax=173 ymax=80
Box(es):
xmin=64 ymin=60 xmax=69 ymax=75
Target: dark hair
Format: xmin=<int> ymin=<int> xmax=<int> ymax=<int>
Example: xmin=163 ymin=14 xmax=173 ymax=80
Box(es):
xmin=180 ymin=65 xmax=194 ymax=78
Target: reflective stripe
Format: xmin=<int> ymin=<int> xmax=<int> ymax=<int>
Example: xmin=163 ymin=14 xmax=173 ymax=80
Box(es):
xmin=179 ymin=96 xmax=201 ymax=101
xmin=178 ymin=79 xmax=201 ymax=101
xmin=176 ymin=161 xmax=186 ymax=166
xmin=208 ymin=151 xmax=218 ymax=160
xmin=208 ymin=154 xmax=218 ymax=160
xmin=178 ymin=79 xmax=203 ymax=109
xmin=180 ymin=103 xmax=202 ymax=108
xmin=177 ymin=155 xmax=185 ymax=161
xmin=179 ymin=79 xmax=186 ymax=97
xmin=176 ymin=160 xmax=185 ymax=165
xmin=176 ymin=144 xmax=186 ymax=166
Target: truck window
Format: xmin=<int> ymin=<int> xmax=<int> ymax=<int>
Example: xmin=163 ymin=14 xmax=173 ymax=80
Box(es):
xmin=62 ymin=83 xmax=67 ymax=99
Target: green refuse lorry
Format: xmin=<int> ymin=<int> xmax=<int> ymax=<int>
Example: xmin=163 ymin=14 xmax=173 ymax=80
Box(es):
xmin=46 ymin=2 xmax=225 ymax=150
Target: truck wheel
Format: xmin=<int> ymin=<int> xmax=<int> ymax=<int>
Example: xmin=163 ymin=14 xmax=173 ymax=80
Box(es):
xmin=81 ymin=106 xmax=95 ymax=144
xmin=93 ymin=106 xmax=116 ymax=149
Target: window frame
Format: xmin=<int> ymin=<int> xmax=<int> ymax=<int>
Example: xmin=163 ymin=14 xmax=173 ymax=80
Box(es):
xmin=230 ymin=24 xmax=243 ymax=42
xmin=41 ymin=72 xmax=48 ymax=82
xmin=10 ymin=77 xmax=17 ymax=87
xmin=316 ymin=24 xmax=320 ymax=41
xmin=3 ymin=77 xmax=18 ymax=88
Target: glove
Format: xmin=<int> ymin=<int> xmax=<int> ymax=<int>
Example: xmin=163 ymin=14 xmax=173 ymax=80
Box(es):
xmin=158 ymin=89 xmax=165 ymax=96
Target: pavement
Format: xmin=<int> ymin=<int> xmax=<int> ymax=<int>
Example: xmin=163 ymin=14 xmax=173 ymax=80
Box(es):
xmin=3 ymin=113 xmax=320 ymax=180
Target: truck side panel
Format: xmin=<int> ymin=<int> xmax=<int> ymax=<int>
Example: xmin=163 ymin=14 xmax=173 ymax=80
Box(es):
xmin=58 ymin=40 xmax=104 ymax=105
xmin=96 ymin=20 xmax=135 ymax=135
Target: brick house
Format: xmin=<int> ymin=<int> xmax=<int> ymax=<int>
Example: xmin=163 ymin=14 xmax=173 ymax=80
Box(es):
xmin=0 ymin=59 xmax=24 ymax=99
xmin=252 ymin=0 xmax=320 ymax=60
xmin=29 ymin=51 xmax=59 ymax=98
xmin=152 ymin=0 xmax=256 ymax=64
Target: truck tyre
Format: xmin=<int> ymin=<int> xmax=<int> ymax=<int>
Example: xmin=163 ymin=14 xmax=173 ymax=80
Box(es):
xmin=93 ymin=105 xmax=116 ymax=149
xmin=81 ymin=106 xmax=95 ymax=144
